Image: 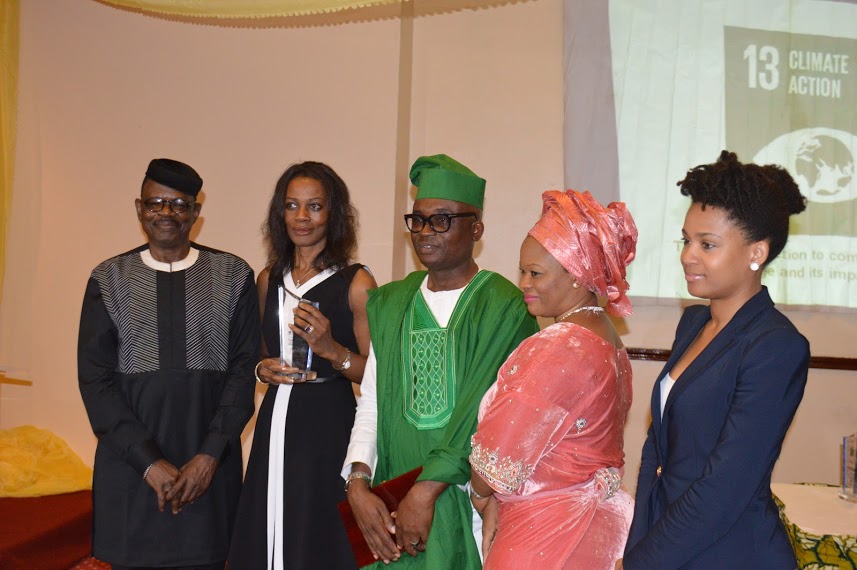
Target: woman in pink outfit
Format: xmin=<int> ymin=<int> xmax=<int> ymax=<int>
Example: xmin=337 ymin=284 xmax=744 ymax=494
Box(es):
xmin=469 ymin=189 xmax=638 ymax=569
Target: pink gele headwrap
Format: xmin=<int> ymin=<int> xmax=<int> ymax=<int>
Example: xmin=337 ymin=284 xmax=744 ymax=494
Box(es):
xmin=528 ymin=190 xmax=638 ymax=316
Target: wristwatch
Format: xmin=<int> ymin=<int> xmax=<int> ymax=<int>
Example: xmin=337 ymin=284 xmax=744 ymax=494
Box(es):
xmin=333 ymin=348 xmax=352 ymax=371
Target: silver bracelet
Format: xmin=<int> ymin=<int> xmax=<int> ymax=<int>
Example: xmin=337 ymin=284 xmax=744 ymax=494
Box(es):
xmin=254 ymin=361 xmax=265 ymax=384
xmin=142 ymin=462 xmax=155 ymax=480
xmin=345 ymin=471 xmax=372 ymax=493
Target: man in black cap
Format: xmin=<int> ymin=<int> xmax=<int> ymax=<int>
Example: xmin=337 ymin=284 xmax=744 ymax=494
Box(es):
xmin=78 ymin=158 xmax=260 ymax=569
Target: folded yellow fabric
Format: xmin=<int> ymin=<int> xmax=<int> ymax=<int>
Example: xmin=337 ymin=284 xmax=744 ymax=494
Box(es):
xmin=0 ymin=425 xmax=92 ymax=497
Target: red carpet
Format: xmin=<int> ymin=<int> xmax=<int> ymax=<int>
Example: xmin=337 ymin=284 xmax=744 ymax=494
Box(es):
xmin=0 ymin=490 xmax=93 ymax=570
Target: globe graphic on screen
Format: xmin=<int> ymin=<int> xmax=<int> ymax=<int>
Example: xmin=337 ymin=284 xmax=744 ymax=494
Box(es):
xmin=793 ymin=134 xmax=855 ymax=204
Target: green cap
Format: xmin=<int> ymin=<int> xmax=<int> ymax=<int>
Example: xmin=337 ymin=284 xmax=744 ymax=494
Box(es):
xmin=409 ymin=154 xmax=486 ymax=209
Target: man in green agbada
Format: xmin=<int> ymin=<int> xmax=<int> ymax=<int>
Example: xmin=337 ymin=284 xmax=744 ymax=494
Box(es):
xmin=342 ymin=154 xmax=538 ymax=568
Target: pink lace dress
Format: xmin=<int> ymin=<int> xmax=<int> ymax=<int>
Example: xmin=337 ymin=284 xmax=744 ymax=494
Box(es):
xmin=470 ymin=322 xmax=634 ymax=569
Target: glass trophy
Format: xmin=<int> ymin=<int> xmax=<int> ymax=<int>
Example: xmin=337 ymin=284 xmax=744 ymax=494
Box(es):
xmin=841 ymin=431 xmax=857 ymax=502
xmin=278 ymin=286 xmax=318 ymax=381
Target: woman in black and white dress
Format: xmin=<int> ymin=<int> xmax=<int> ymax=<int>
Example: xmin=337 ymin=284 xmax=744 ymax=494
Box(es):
xmin=229 ymin=161 xmax=376 ymax=570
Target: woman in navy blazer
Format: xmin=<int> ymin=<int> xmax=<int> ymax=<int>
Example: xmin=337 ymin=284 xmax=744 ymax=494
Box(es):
xmin=621 ymin=152 xmax=810 ymax=569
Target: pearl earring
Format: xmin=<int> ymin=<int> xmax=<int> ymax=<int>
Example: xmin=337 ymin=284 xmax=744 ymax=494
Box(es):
xmin=572 ymin=280 xmax=580 ymax=289
xmin=750 ymin=262 xmax=760 ymax=271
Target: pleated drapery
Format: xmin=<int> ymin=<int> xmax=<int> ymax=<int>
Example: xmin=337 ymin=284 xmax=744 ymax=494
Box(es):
xmin=96 ymin=0 xmax=404 ymax=18
xmin=0 ymin=0 xmax=19 ymax=304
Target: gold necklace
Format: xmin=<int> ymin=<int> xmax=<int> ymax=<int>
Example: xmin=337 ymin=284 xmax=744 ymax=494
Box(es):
xmin=293 ymin=265 xmax=316 ymax=287
xmin=556 ymin=305 xmax=605 ymax=322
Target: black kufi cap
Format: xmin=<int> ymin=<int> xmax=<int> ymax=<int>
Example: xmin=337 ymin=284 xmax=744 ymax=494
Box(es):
xmin=145 ymin=158 xmax=203 ymax=196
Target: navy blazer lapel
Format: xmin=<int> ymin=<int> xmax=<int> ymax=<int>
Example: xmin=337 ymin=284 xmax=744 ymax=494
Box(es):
xmin=660 ymin=288 xmax=776 ymax=428
xmin=651 ymin=306 xmax=708 ymax=450
xmin=650 ymin=317 xmax=700 ymax=435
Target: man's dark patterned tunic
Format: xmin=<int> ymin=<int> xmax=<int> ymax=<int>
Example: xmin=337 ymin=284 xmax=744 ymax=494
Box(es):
xmin=78 ymin=244 xmax=259 ymax=567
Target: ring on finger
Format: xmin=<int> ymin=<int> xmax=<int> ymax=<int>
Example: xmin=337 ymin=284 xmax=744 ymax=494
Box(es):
xmin=305 ymin=325 xmax=314 ymax=334
xmin=410 ymin=540 xmax=420 ymax=547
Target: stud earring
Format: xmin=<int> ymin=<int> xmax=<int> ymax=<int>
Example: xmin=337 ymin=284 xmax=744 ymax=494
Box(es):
xmin=750 ymin=262 xmax=760 ymax=271
xmin=572 ymin=280 xmax=581 ymax=289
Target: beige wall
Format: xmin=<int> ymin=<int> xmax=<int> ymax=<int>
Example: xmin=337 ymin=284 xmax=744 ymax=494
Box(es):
xmin=1 ymin=0 xmax=854 ymax=498
xmin=1 ymin=0 xmax=402 ymax=463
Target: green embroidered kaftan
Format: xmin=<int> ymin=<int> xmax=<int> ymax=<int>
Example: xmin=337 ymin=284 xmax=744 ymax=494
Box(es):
xmin=366 ymin=270 xmax=538 ymax=569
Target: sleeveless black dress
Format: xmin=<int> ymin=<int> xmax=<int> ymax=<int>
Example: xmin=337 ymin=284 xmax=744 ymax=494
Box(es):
xmin=228 ymin=264 xmax=362 ymax=569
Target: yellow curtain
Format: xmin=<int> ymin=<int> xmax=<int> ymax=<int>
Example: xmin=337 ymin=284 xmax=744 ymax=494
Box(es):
xmin=0 ymin=0 xmax=19 ymax=305
xmin=97 ymin=0 xmax=403 ymax=18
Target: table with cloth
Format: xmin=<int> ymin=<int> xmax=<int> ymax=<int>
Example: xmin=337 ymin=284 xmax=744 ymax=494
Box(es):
xmin=772 ymin=483 xmax=857 ymax=569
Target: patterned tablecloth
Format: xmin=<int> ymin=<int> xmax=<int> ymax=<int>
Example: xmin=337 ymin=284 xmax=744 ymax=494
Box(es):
xmin=772 ymin=483 xmax=857 ymax=569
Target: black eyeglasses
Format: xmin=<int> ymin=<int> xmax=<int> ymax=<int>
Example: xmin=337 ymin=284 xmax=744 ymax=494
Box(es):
xmin=143 ymin=198 xmax=195 ymax=214
xmin=404 ymin=213 xmax=477 ymax=233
